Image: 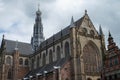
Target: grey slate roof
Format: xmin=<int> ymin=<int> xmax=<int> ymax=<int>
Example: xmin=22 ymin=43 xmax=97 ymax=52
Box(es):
xmin=39 ymin=16 xmax=84 ymax=50
xmin=4 ymin=39 xmax=33 ymax=55
xmin=39 ymin=26 xmax=70 ymax=50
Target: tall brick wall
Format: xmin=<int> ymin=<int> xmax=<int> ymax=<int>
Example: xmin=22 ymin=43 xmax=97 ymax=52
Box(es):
xmin=18 ymin=66 xmax=29 ymax=79
xmin=61 ymin=60 xmax=72 ymax=80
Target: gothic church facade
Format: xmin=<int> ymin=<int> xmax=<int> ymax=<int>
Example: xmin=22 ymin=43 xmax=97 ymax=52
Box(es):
xmin=24 ymin=9 xmax=105 ymax=80
xmin=0 ymin=7 xmax=106 ymax=80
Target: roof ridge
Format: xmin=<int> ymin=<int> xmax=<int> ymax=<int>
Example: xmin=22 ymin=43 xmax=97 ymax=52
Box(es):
xmin=4 ymin=39 xmax=31 ymax=45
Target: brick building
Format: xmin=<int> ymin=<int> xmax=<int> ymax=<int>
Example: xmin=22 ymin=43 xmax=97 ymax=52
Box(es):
xmin=0 ymin=6 xmax=107 ymax=80
xmin=0 ymin=36 xmax=32 ymax=80
xmin=104 ymin=32 xmax=120 ymax=80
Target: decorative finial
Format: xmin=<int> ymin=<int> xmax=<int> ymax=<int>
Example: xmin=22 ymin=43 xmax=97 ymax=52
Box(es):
xmin=70 ymin=16 xmax=75 ymax=28
xmin=85 ymin=9 xmax=87 ymax=15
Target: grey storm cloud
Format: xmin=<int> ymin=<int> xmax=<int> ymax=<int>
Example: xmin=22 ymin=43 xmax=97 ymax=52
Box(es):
xmin=0 ymin=0 xmax=120 ymax=47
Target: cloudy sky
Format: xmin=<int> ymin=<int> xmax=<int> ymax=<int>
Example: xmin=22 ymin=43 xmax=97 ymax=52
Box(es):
xmin=0 ymin=0 xmax=120 ymax=47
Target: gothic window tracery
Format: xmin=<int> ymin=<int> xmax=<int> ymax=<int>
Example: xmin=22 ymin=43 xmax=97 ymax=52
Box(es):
xmin=83 ymin=42 xmax=100 ymax=74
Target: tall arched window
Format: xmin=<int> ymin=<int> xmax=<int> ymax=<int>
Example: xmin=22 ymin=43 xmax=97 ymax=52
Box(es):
xmin=25 ymin=59 xmax=29 ymax=66
xmin=6 ymin=56 xmax=12 ymax=65
xmin=83 ymin=41 xmax=100 ymax=74
xmin=19 ymin=58 xmax=23 ymax=65
xmin=65 ymin=42 xmax=70 ymax=57
xmin=56 ymin=46 xmax=61 ymax=60
xmin=37 ymin=56 xmax=40 ymax=68
xmin=49 ymin=49 xmax=53 ymax=63
xmin=42 ymin=53 xmax=46 ymax=66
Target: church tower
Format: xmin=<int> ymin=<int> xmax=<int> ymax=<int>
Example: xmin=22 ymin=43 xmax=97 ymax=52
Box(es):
xmin=31 ymin=7 xmax=45 ymax=51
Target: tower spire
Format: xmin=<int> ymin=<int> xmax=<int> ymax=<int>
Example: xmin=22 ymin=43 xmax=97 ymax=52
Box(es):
xmin=99 ymin=25 xmax=104 ymax=35
xmin=31 ymin=5 xmax=45 ymax=51
xmin=108 ymin=30 xmax=114 ymax=45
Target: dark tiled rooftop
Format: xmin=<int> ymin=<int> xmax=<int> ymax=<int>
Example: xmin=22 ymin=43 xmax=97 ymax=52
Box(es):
xmin=39 ymin=16 xmax=83 ymax=49
xmin=4 ymin=39 xmax=33 ymax=55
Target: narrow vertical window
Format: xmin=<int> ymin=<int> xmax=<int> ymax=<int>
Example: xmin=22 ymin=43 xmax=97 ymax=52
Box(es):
xmin=31 ymin=59 xmax=34 ymax=69
xmin=42 ymin=53 xmax=46 ymax=66
xmin=7 ymin=69 xmax=12 ymax=79
xmin=49 ymin=50 xmax=53 ymax=63
xmin=56 ymin=46 xmax=61 ymax=60
xmin=25 ymin=59 xmax=29 ymax=66
xmin=37 ymin=56 xmax=40 ymax=68
xmin=65 ymin=42 xmax=70 ymax=57
xmin=19 ymin=58 xmax=23 ymax=65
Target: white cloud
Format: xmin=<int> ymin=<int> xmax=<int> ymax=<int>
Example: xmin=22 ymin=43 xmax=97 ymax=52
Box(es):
xmin=0 ymin=0 xmax=120 ymax=47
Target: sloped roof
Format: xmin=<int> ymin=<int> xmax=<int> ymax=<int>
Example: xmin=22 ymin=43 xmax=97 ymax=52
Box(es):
xmin=4 ymin=39 xmax=33 ymax=55
xmin=24 ymin=57 xmax=70 ymax=77
xmin=39 ymin=16 xmax=84 ymax=51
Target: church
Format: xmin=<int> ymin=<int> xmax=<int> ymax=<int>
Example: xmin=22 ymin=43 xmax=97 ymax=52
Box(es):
xmin=0 ymin=5 xmax=119 ymax=80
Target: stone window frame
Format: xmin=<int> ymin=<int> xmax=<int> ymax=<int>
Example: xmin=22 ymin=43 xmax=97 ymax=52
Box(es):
xmin=19 ymin=58 xmax=23 ymax=65
xmin=25 ymin=59 xmax=29 ymax=66
xmin=64 ymin=41 xmax=70 ymax=57
xmin=83 ymin=41 xmax=100 ymax=74
xmin=56 ymin=45 xmax=61 ymax=60
xmin=6 ymin=56 xmax=12 ymax=65
xmin=49 ymin=49 xmax=53 ymax=63
xmin=42 ymin=53 xmax=46 ymax=66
